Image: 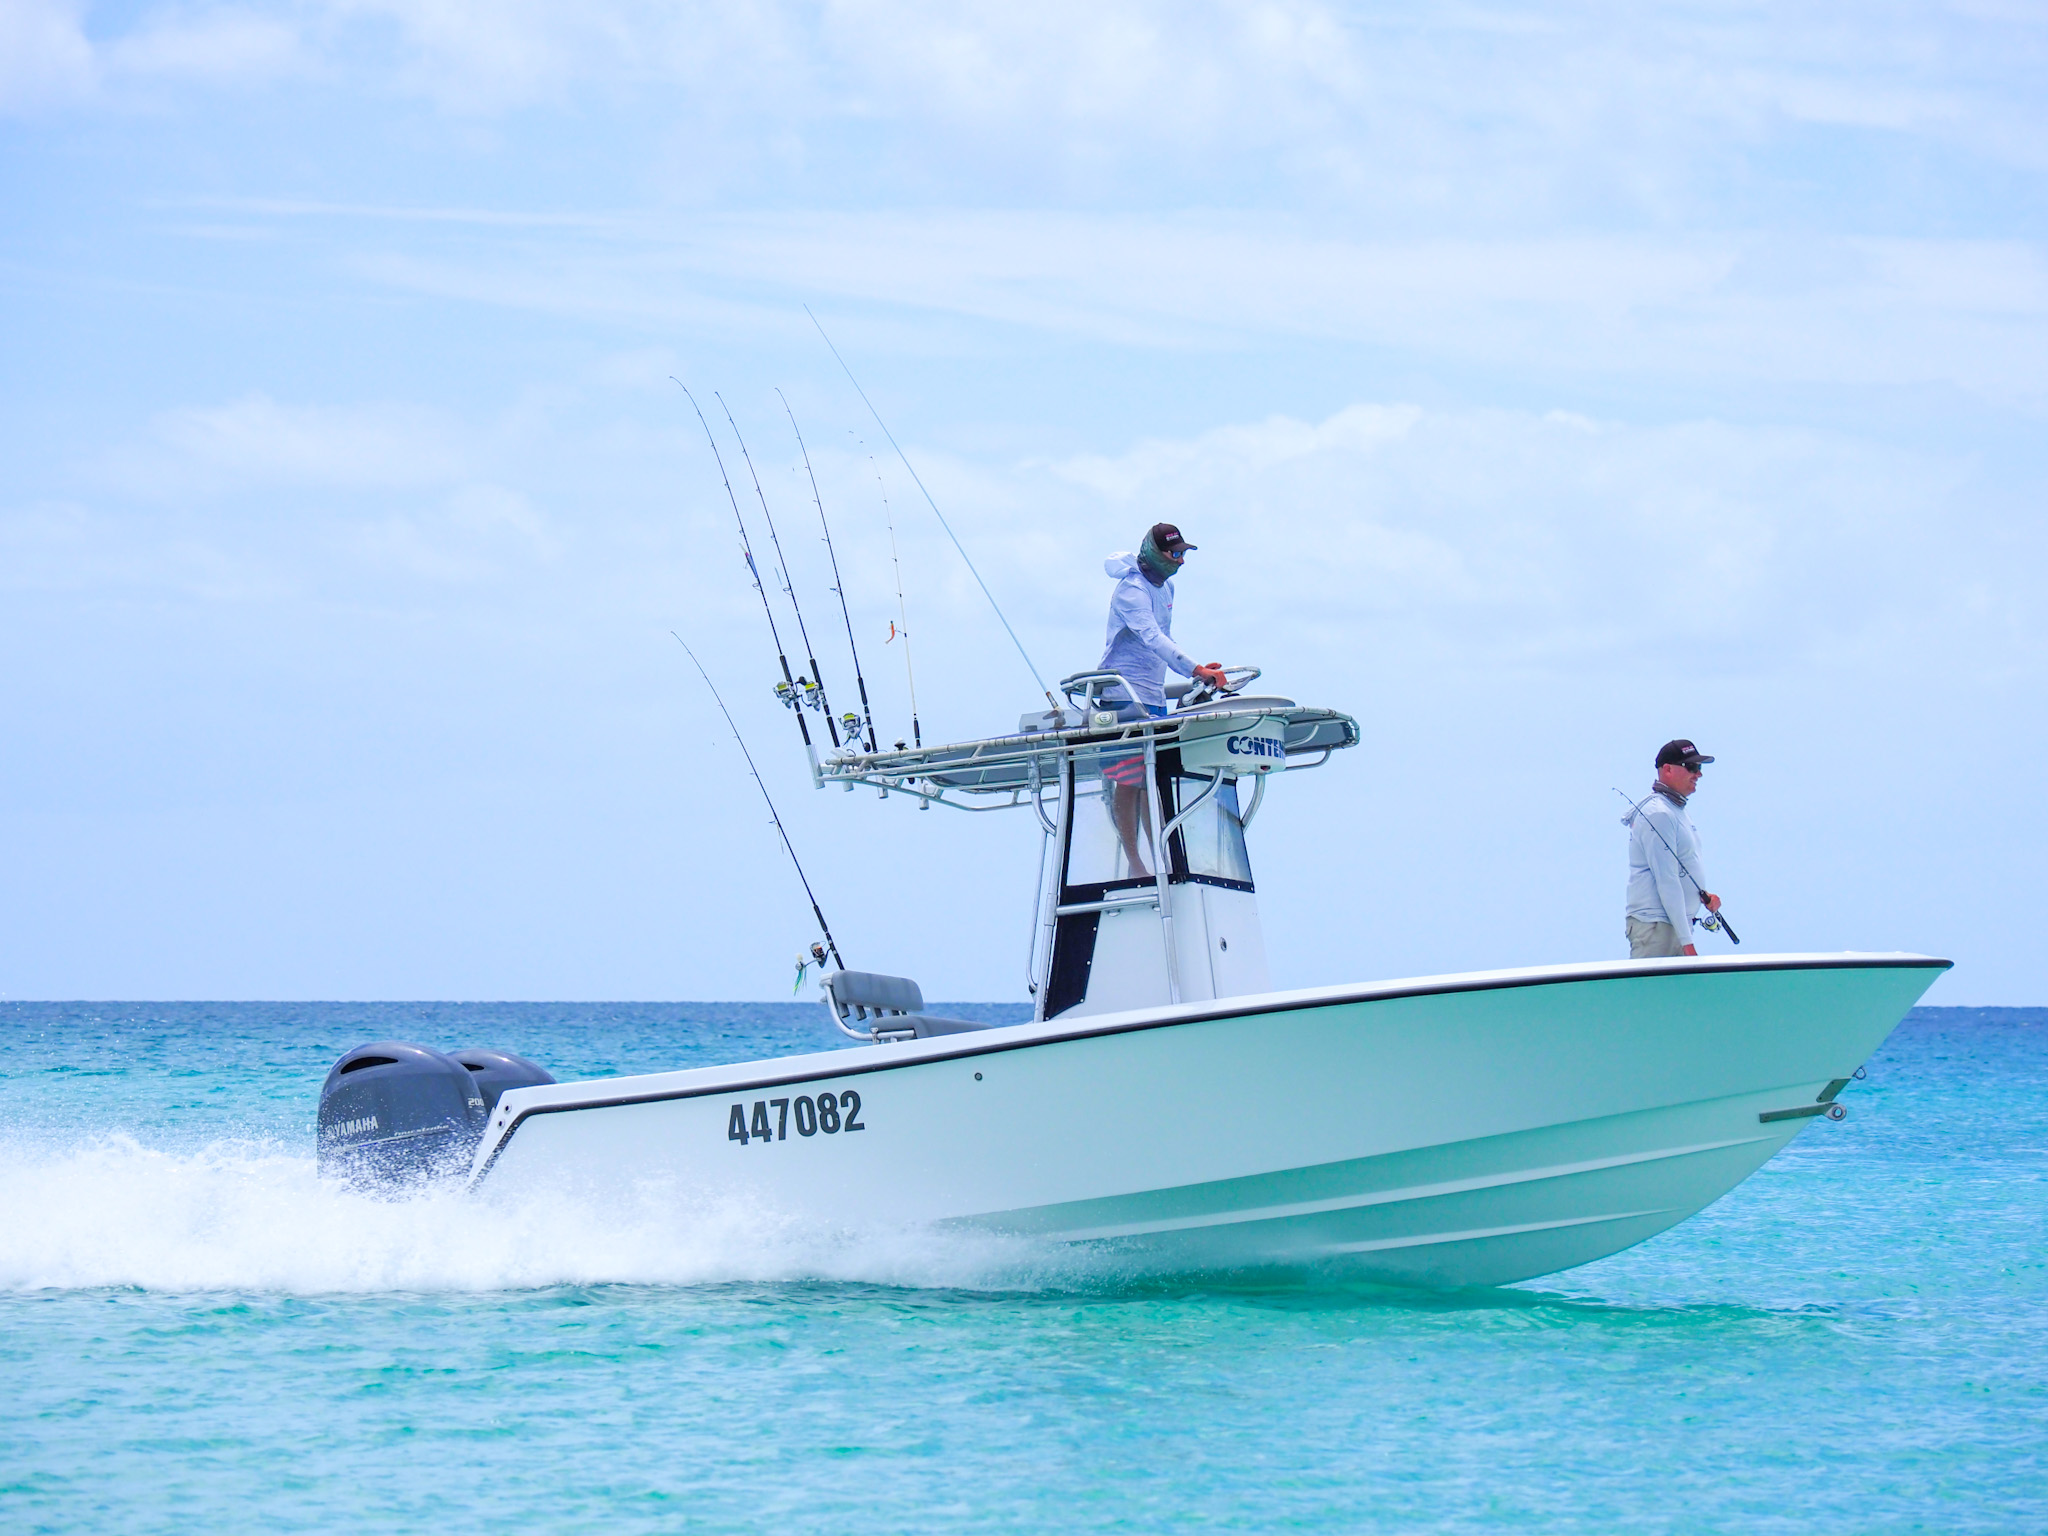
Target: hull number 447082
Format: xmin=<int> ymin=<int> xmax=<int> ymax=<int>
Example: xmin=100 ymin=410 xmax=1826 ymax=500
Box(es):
xmin=728 ymin=1092 xmax=864 ymax=1145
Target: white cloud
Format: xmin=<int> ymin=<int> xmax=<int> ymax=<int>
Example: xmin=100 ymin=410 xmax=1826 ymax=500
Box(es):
xmin=1056 ymin=404 xmax=1423 ymax=502
xmin=587 ymin=346 xmax=684 ymax=390
xmin=57 ymin=383 xmax=2034 ymax=684
xmin=999 ymin=400 xmax=2038 ymax=680
xmin=141 ymin=393 xmax=470 ymax=490
xmin=1 ymin=0 xmax=309 ymax=110
xmin=321 ymin=0 xmax=808 ymax=112
xmin=0 ymin=498 xmax=295 ymax=600
xmin=310 ymin=209 xmax=2048 ymax=410
xmin=106 ymin=7 xmax=306 ymax=83
xmin=367 ymin=0 xmax=2048 ymax=196
xmin=23 ymin=2 xmax=2048 ymax=220
xmin=87 ymin=395 xmax=569 ymax=585
xmin=19 ymin=399 xmax=575 ymax=604
xmin=321 ymin=0 xmax=2044 ymax=190
xmin=340 ymin=484 xmax=559 ymax=582
xmin=817 ymin=0 xmax=1363 ymax=144
xmin=0 ymin=0 xmax=94 ymax=112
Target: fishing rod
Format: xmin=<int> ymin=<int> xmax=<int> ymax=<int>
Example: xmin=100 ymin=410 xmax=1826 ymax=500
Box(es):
xmin=777 ymin=387 xmax=875 ymax=754
xmin=806 ymin=304 xmax=1063 ymax=724
xmin=672 ymin=380 xmax=812 ymax=752
xmin=1615 ymin=787 xmax=1741 ymax=945
xmin=674 ymin=632 xmax=846 ymax=977
xmin=716 ymin=391 xmax=840 ymax=751
xmin=876 ymin=454 xmax=922 ymax=749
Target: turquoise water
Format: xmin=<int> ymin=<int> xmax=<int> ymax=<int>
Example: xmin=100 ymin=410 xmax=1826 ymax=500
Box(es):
xmin=3 ymin=1002 xmax=2043 ymax=1532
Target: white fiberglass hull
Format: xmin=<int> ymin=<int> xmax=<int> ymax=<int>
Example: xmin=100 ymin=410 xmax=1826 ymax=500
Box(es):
xmin=471 ymin=954 xmax=1947 ymax=1288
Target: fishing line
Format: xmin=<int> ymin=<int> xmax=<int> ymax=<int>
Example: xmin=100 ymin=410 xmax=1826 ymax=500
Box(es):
xmin=674 ymin=632 xmax=845 ymax=973
xmin=805 ymin=304 xmax=1060 ymax=719
xmin=876 ymin=455 xmax=922 ymax=749
xmin=779 ymin=387 xmax=876 ymax=755
xmin=1615 ymin=787 xmax=1740 ymax=945
xmin=673 ymin=379 xmax=812 ymax=751
xmin=716 ymin=391 xmax=839 ymax=750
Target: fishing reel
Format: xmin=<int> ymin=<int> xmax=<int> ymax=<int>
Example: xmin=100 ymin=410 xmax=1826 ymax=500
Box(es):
xmin=1697 ymin=908 xmax=1742 ymax=945
xmin=838 ymin=711 xmax=865 ymax=742
xmin=792 ymin=941 xmax=831 ymax=995
xmin=774 ymin=676 xmax=831 ymax=714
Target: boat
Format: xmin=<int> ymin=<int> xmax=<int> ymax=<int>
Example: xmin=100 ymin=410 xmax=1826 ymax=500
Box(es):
xmin=319 ymin=668 xmax=1948 ymax=1288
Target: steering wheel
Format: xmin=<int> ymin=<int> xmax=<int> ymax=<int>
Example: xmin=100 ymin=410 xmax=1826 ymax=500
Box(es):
xmin=1179 ymin=665 xmax=1262 ymax=709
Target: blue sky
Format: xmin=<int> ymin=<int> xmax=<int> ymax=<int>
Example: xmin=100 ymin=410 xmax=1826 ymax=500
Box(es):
xmin=3 ymin=1 xmax=2043 ymax=1002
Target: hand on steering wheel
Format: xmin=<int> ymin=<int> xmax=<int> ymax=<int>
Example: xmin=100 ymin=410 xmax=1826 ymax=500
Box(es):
xmin=1192 ymin=662 xmax=1228 ymax=689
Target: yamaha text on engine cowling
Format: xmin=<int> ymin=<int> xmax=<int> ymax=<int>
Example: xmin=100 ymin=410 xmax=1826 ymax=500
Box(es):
xmin=317 ymin=1041 xmax=554 ymax=1187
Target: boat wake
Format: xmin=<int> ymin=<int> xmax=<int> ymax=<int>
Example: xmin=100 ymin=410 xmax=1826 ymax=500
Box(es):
xmin=0 ymin=1132 xmax=1077 ymax=1296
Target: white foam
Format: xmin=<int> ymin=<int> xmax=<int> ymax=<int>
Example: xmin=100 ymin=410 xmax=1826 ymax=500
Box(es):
xmin=0 ymin=1133 xmax=1080 ymax=1295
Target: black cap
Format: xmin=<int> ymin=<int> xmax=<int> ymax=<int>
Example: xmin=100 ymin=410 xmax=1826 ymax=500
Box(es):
xmin=1148 ymin=522 xmax=1196 ymax=553
xmin=1656 ymin=739 xmax=1715 ymax=769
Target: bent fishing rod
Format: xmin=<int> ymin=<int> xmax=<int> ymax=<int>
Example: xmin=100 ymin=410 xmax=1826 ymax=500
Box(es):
xmin=717 ymin=391 xmax=840 ymax=750
xmin=806 ymin=304 xmax=1064 ymax=725
xmin=1615 ymin=787 xmax=1741 ymax=945
xmin=780 ymin=387 xmax=876 ymax=754
xmin=674 ymin=632 xmax=845 ymax=974
xmin=673 ymin=379 xmax=813 ymax=753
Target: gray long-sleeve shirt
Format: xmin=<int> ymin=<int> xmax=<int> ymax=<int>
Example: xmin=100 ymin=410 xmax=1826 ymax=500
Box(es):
xmin=1099 ymin=552 xmax=1197 ymax=708
xmin=1624 ymin=787 xmax=1706 ymax=938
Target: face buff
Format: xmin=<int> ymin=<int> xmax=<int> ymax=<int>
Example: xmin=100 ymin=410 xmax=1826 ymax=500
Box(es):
xmin=1137 ymin=529 xmax=1183 ymax=586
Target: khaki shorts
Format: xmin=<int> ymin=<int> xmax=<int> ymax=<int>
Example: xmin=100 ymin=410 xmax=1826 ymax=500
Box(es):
xmin=1627 ymin=916 xmax=1685 ymax=958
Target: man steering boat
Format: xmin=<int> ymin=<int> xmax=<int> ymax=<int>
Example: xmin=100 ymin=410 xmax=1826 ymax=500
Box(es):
xmin=1100 ymin=522 xmax=1228 ymax=718
xmin=1098 ymin=523 xmax=1227 ymax=879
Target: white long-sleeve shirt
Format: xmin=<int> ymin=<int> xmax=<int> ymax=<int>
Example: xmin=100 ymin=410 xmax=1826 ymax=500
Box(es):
xmin=1624 ymin=787 xmax=1707 ymax=938
xmin=1099 ymin=552 xmax=1197 ymax=708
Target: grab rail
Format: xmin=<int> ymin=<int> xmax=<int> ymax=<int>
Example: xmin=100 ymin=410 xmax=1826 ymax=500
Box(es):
xmin=1053 ymin=893 xmax=1161 ymax=917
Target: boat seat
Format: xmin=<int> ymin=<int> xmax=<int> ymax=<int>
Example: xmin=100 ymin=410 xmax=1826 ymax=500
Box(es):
xmin=822 ymin=970 xmax=994 ymax=1043
xmin=870 ymin=1013 xmax=993 ymax=1042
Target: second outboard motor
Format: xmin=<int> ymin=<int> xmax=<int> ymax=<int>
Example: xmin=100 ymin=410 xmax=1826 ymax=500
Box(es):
xmin=318 ymin=1041 xmax=485 ymax=1187
xmin=450 ymin=1048 xmax=555 ymax=1115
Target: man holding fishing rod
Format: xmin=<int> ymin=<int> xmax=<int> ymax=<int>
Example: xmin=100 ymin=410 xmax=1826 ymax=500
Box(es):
xmin=1623 ymin=739 xmax=1726 ymax=958
xmin=1099 ymin=523 xmax=1229 ymax=879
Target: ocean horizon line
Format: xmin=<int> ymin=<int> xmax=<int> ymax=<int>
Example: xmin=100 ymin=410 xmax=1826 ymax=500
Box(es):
xmin=1 ymin=1000 xmax=2038 ymax=1016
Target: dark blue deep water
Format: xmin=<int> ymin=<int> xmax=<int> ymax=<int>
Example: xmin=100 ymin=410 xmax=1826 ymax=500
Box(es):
xmin=2 ymin=1003 xmax=2042 ymax=1533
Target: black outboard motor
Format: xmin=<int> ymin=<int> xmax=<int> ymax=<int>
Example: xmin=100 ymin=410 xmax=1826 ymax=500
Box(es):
xmin=450 ymin=1048 xmax=555 ymax=1114
xmin=318 ymin=1041 xmax=486 ymax=1187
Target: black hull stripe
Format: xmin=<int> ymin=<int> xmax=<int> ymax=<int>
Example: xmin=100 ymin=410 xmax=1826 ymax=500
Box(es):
xmin=468 ymin=956 xmax=1949 ymax=1188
